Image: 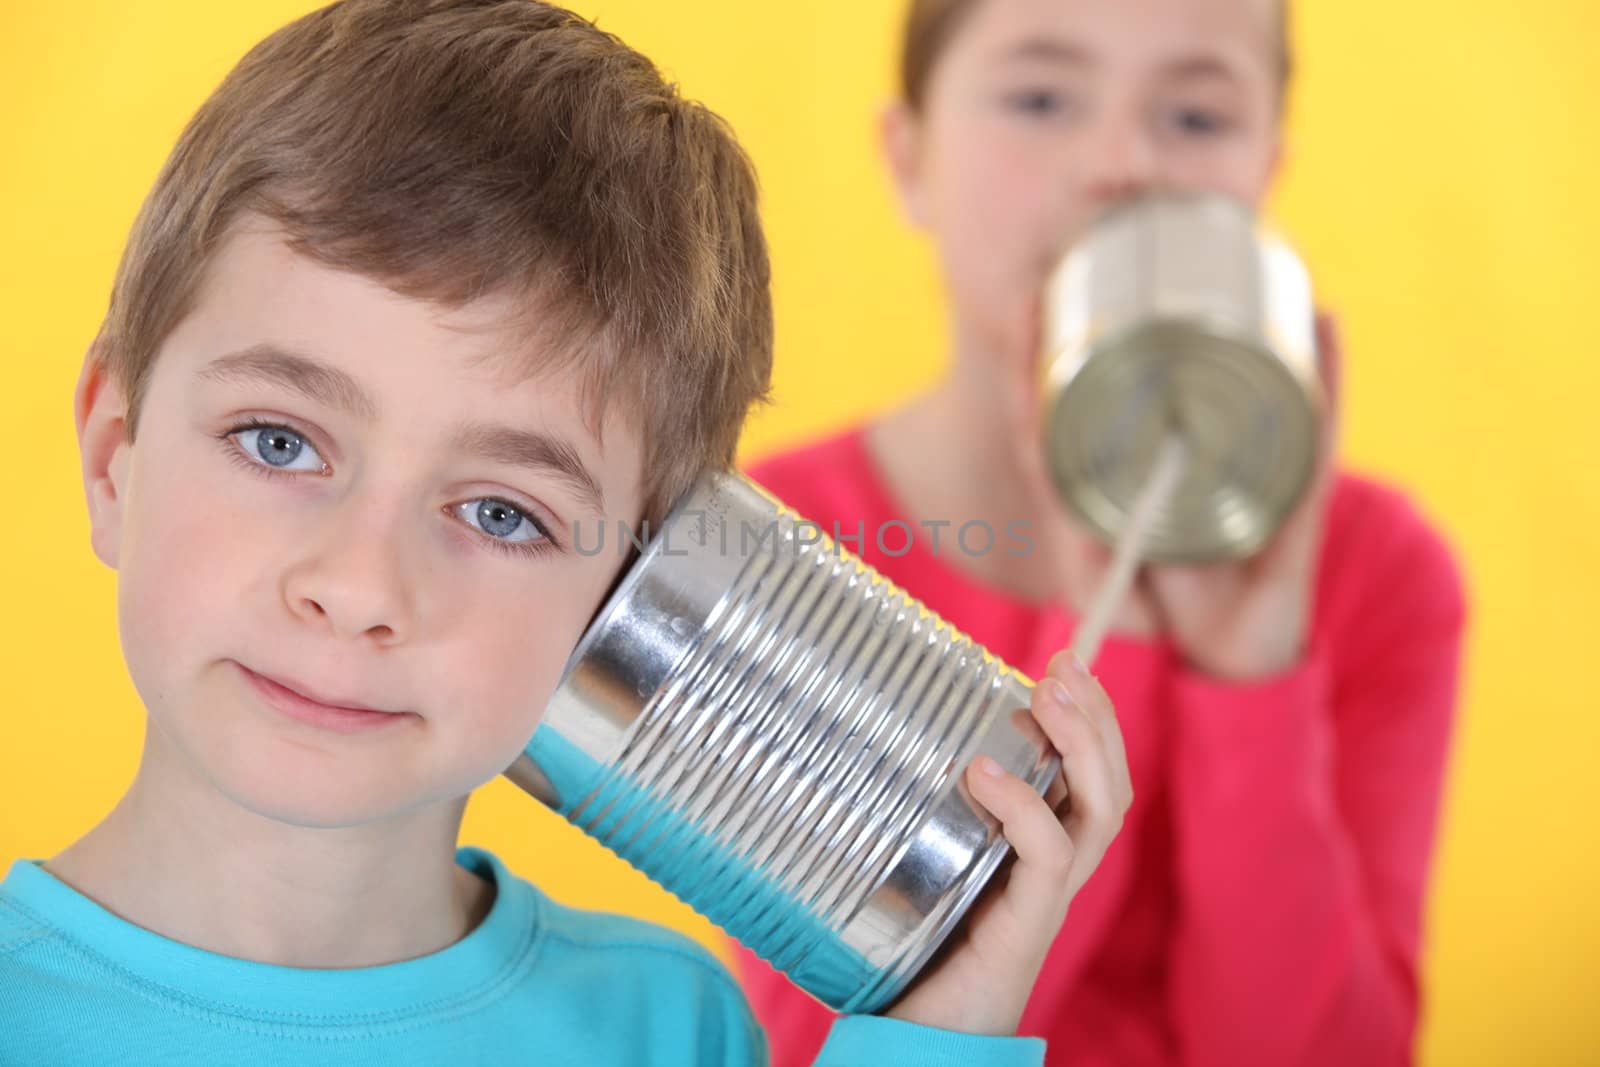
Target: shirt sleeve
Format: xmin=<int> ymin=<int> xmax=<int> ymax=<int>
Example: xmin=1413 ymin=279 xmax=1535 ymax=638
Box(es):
xmin=812 ymin=1016 xmax=1044 ymax=1067
xmin=1162 ymin=495 xmax=1467 ymax=1066
xmin=731 ymin=950 xmax=1044 ymax=1067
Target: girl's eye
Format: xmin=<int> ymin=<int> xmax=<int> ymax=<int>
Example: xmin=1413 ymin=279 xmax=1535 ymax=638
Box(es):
xmin=455 ymin=498 xmax=553 ymax=549
xmin=1167 ymin=107 xmax=1231 ymax=137
xmin=229 ymin=423 xmax=327 ymax=473
xmin=1004 ymin=88 xmax=1075 ymax=118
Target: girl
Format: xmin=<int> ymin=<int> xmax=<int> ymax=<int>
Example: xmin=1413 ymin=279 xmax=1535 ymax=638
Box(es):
xmin=734 ymin=1 xmax=1466 ymax=1064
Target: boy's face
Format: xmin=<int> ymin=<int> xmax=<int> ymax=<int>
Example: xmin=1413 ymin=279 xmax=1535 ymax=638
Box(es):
xmin=78 ymin=221 xmax=644 ymax=828
xmin=887 ymin=0 xmax=1284 ymax=356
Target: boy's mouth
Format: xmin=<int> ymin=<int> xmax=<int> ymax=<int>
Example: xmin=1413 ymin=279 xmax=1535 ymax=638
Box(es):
xmin=231 ymin=661 xmax=416 ymax=733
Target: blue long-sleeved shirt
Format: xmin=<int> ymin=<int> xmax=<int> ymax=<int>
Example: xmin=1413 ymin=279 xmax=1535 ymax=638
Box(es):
xmin=0 ymin=845 xmax=1044 ymax=1065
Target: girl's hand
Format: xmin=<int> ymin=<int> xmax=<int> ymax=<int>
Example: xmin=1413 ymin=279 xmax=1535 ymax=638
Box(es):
xmin=1006 ymin=302 xmax=1344 ymax=681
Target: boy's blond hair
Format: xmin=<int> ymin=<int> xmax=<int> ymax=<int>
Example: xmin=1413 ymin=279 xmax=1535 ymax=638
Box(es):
xmin=95 ymin=0 xmax=772 ymax=525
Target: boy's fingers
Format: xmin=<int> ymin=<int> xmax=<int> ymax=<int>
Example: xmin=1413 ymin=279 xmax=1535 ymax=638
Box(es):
xmin=965 ymin=759 xmax=1076 ymax=931
xmin=1044 ymin=649 xmax=1114 ymax=727
xmin=1039 ymin=653 xmax=1132 ymax=809
xmin=1028 ymin=674 xmax=1127 ymax=896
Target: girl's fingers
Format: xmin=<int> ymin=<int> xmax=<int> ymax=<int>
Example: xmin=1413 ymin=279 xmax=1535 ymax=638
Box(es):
xmin=1314 ymin=310 xmax=1343 ymax=426
xmin=1252 ymin=308 xmax=1341 ymax=572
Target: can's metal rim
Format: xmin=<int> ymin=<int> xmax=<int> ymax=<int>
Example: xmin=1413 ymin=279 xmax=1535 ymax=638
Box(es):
xmin=1043 ymin=312 xmax=1325 ymax=564
xmin=552 ymin=476 xmax=751 ymax=700
xmin=845 ymin=747 xmax=1061 ymax=1014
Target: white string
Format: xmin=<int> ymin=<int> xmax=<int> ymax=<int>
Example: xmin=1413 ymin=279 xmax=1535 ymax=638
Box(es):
xmin=1070 ymin=435 xmax=1188 ymax=668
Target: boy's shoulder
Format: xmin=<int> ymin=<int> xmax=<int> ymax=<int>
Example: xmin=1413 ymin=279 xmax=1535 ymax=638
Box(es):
xmin=477 ymin=848 xmax=768 ymax=1057
xmin=0 ymin=865 xmax=53 ymax=959
xmin=513 ymin=860 xmax=738 ymax=989
xmin=0 ymin=858 xmax=102 ymax=1054
xmin=466 ymin=845 xmax=747 ymax=998
xmin=536 ymin=889 xmax=718 ymax=964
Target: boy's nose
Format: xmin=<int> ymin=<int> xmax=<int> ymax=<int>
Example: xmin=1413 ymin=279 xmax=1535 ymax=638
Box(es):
xmin=281 ymin=499 xmax=418 ymax=645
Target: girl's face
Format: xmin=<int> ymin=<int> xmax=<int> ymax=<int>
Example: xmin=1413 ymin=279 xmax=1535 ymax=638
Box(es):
xmin=886 ymin=0 xmax=1284 ymax=360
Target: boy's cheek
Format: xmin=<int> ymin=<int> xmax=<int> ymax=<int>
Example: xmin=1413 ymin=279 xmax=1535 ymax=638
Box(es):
xmin=116 ymin=507 xmax=247 ymax=703
xmin=115 ymin=446 xmax=617 ymax=746
xmin=451 ymin=596 xmax=591 ymax=737
xmin=416 ymin=557 xmax=612 ymax=756
xmin=114 ymin=453 xmax=297 ymax=674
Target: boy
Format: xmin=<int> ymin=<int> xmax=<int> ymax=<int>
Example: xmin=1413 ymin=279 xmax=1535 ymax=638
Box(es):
xmin=0 ymin=1 xmax=1131 ymax=1063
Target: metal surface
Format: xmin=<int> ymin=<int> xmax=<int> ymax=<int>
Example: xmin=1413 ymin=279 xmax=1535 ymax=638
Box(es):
xmin=1041 ymin=190 xmax=1324 ymax=562
xmin=506 ymin=471 xmax=1058 ymax=1013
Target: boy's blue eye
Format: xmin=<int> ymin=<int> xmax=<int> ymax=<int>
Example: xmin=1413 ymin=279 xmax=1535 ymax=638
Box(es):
xmin=222 ymin=420 xmax=556 ymax=555
xmin=456 ymin=499 xmax=547 ymax=545
xmin=233 ymin=424 xmax=326 ymax=473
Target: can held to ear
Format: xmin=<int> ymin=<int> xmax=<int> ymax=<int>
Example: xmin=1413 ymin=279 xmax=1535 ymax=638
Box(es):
xmin=1041 ymin=190 xmax=1325 ymax=562
xmin=505 ymin=472 xmax=1059 ymax=1014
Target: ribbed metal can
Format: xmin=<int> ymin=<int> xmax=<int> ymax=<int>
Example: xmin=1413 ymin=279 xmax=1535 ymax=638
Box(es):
xmin=505 ymin=471 xmax=1058 ymax=1013
xmin=1041 ymin=190 xmax=1325 ymax=562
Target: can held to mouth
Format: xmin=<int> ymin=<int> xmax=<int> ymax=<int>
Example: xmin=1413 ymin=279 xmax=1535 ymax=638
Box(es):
xmin=505 ymin=472 xmax=1058 ymax=1013
xmin=1041 ymin=190 xmax=1325 ymax=562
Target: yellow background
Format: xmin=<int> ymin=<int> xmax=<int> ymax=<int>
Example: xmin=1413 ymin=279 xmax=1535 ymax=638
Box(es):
xmin=1 ymin=2 xmax=1595 ymax=1063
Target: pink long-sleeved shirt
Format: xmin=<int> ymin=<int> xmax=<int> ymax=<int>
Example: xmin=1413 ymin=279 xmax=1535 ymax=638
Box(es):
xmin=732 ymin=426 xmax=1466 ymax=1067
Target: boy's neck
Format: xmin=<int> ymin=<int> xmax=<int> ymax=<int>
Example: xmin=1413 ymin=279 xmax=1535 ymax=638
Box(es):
xmin=43 ymin=726 xmax=495 ymax=969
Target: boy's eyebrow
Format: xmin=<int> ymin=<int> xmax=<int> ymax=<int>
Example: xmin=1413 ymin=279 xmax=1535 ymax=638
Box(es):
xmin=450 ymin=422 xmax=606 ymax=515
xmin=200 ymin=344 xmax=378 ymax=420
xmin=198 ymin=343 xmax=606 ymax=514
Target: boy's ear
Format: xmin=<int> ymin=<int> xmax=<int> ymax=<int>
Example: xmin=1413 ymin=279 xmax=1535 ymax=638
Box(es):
xmin=75 ymin=341 xmax=131 ymax=570
xmin=879 ymin=100 xmax=930 ymax=229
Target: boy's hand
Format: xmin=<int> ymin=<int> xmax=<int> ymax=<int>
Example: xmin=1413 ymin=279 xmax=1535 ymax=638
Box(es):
xmin=1007 ymin=302 xmax=1344 ymax=681
xmin=884 ymin=651 xmax=1132 ymax=1036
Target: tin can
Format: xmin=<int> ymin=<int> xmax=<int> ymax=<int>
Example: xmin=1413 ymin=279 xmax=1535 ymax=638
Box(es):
xmin=1041 ymin=190 xmax=1324 ymax=562
xmin=505 ymin=472 xmax=1058 ymax=1013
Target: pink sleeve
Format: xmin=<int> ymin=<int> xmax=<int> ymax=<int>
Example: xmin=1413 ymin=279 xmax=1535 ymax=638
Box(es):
xmin=1163 ymin=508 xmax=1467 ymax=1066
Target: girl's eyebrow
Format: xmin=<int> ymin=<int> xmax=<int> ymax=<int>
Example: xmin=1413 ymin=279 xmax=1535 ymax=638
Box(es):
xmin=1158 ymin=54 xmax=1245 ymax=86
xmin=995 ymin=37 xmax=1095 ymax=69
xmin=991 ymin=39 xmax=1251 ymax=89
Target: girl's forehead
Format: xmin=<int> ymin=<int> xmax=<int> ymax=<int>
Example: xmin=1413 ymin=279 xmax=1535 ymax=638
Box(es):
xmin=954 ymin=0 xmax=1279 ymax=66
